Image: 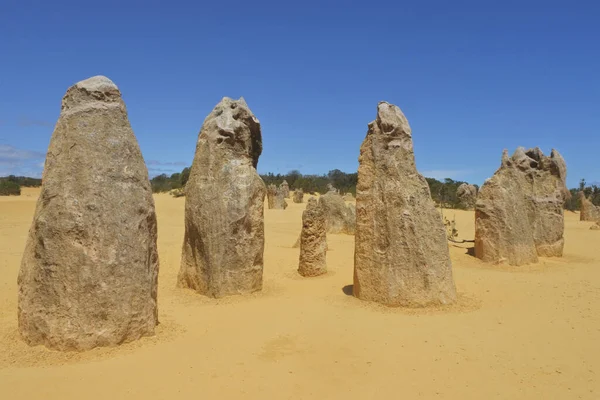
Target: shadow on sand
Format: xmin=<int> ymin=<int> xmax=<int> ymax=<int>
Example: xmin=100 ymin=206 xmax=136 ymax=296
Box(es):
xmin=342 ymin=285 xmax=354 ymax=296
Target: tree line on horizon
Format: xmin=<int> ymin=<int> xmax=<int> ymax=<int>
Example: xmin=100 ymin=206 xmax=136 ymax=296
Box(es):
xmin=0 ymin=175 xmax=42 ymax=196
xmin=2 ymin=171 xmax=599 ymax=212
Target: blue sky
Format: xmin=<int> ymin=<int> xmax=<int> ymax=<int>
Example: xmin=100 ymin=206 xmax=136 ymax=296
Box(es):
xmin=0 ymin=0 xmax=598 ymax=188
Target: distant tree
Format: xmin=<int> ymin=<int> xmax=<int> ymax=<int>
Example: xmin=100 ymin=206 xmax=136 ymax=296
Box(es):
xmin=0 ymin=180 xmax=21 ymax=196
xmin=0 ymin=175 xmax=42 ymax=187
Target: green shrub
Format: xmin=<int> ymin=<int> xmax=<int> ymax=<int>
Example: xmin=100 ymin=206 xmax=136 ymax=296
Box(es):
xmin=0 ymin=180 xmax=21 ymax=196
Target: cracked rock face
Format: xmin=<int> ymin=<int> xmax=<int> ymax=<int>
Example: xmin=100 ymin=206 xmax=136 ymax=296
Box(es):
xmin=353 ymin=102 xmax=456 ymax=307
xmin=475 ymin=147 xmax=568 ymax=265
xmin=178 ymin=97 xmax=266 ymax=298
xmin=18 ymin=76 xmax=159 ymax=351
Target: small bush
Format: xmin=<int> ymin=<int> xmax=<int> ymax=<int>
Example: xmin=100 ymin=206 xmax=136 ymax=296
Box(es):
xmin=0 ymin=180 xmax=21 ymax=196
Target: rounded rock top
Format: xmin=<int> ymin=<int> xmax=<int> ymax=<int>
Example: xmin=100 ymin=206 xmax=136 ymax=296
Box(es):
xmin=75 ymin=75 xmax=119 ymax=92
xmin=61 ymin=75 xmax=122 ymax=112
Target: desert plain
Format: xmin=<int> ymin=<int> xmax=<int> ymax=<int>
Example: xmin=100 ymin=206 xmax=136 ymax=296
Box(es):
xmin=0 ymin=187 xmax=598 ymax=399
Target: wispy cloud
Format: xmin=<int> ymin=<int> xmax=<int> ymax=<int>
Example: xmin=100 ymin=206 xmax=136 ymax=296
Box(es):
xmin=0 ymin=145 xmax=45 ymax=177
xmin=18 ymin=117 xmax=53 ymax=128
xmin=421 ymin=169 xmax=472 ymax=181
xmin=146 ymin=160 xmax=188 ymax=167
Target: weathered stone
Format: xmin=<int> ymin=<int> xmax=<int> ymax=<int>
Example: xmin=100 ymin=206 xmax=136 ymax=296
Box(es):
xmin=266 ymin=184 xmax=276 ymax=209
xmin=353 ymin=101 xmax=456 ymax=307
xmin=280 ymin=180 xmax=290 ymax=198
xmin=475 ymin=147 xmax=568 ymax=265
xmin=326 ymin=183 xmax=339 ymax=194
xmin=579 ymin=191 xmax=600 ymax=221
xmin=456 ymin=183 xmax=477 ymax=209
xmin=298 ymin=198 xmax=327 ymax=277
xmin=272 ymin=186 xmax=288 ymax=209
xmin=18 ymin=76 xmax=159 ymax=351
xmin=293 ymin=189 xmax=304 ymax=203
xmin=590 ymin=222 xmax=600 ymax=231
xmin=342 ymin=193 xmax=355 ymax=202
xmin=319 ymin=192 xmax=355 ymax=234
xmin=178 ymin=97 xmax=266 ymax=298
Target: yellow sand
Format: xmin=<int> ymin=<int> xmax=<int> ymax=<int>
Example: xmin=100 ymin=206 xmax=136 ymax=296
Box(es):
xmin=0 ymin=187 xmax=598 ymax=399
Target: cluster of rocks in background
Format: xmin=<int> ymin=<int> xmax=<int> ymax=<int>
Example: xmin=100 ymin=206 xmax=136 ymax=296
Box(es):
xmin=475 ymin=147 xmax=568 ymax=266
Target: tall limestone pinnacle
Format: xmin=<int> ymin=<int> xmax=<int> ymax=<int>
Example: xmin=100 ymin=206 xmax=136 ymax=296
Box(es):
xmin=178 ymin=97 xmax=266 ymax=298
xmin=18 ymin=76 xmax=159 ymax=351
xmin=353 ymin=101 xmax=456 ymax=307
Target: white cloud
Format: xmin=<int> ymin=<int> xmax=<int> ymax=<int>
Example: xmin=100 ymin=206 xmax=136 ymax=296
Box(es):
xmin=146 ymin=160 xmax=188 ymax=167
xmin=0 ymin=145 xmax=45 ymax=177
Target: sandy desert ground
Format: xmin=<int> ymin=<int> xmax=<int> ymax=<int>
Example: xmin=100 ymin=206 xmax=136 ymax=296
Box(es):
xmin=0 ymin=187 xmax=598 ymax=399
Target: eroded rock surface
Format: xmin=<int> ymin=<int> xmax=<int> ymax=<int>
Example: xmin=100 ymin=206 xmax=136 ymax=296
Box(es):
xmin=293 ymin=189 xmax=304 ymax=203
xmin=475 ymin=147 xmax=568 ymax=265
xmin=298 ymin=198 xmax=327 ymax=277
xmin=353 ymin=101 xmax=456 ymax=307
xmin=319 ymin=192 xmax=355 ymax=234
xmin=18 ymin=76 xmax=159 ymax=351
xmin=579 ymin=191 xmax=600 ymax=221
xmin=280 ymin=180 xmax=290 ymax=198
xmin=179 ymin=97 xmax=266 ymax=298
xmin=266 ymin=184 xmax=276 ymax=209
xmin=456 ymin=183 xmax=477 ymax=209
xmin=273 ymin=186 xmax=288 ymax=209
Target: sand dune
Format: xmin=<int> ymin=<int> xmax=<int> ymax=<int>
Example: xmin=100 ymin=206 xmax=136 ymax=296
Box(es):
xmin=0 ymin=188 xmax=598 ymax=399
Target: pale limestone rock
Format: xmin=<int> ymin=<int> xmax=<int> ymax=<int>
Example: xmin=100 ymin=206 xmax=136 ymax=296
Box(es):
xmin=18 ymin=76 xmax=158 ymax=351
xmin=353 ymin=101 xmax=456 ymax=307
xmin=298 ymin=198 xmax=327 ymax=277
xmin=178 ymin=97 xmax=265 ymax=298
xmin=475 ymin=147 xmax=568 ymax=265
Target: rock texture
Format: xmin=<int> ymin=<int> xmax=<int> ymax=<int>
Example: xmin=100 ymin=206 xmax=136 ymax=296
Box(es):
xmin=590 ymin=222 xmax=600 ymax=231
xmin=456 ymin=183 xmax=477 ymax=209
xmin=178 ymin=97 xmax=266 ymax=298
xmin=579 ymin=191 xmax=600 ymax=221
xmin=326 ymin=183 xmax=339 ymax=194
xmin=475 ymin=147 xmax=568 ymax=265
xmin=266 ymin=184 xmax=276 ymax=209
xmin=273 ymin=186 xmax=288 ymax=209
xmin=343 ymin=193 xmax=355 ymax=202
xmin=319 ymin=192 xmax=356 ymax=234
xmin=18 ymin=76 xmax=159 ymax=351
xmin=293 ymin=189 xmax=304 ymax=203
xmin=353 ymin=101 xmax=456 ymax=307
xmin=298 ymin=198 xmax=327 ymax=277
xmin=280 ymin=180 xmax=290 ymax=198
